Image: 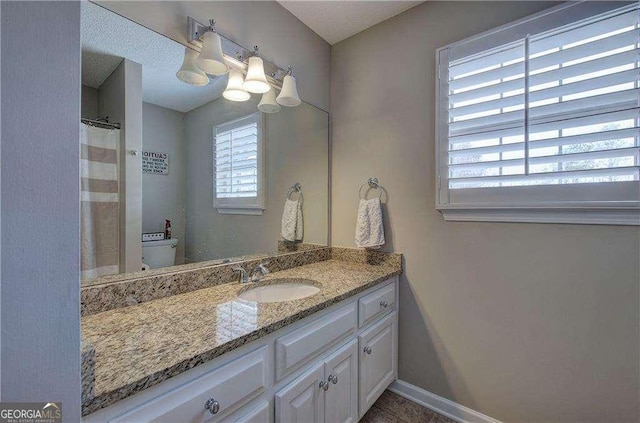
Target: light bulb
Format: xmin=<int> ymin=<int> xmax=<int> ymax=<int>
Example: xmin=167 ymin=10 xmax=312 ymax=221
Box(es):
xmin=223 ymin=69 xmax=251 ymax=102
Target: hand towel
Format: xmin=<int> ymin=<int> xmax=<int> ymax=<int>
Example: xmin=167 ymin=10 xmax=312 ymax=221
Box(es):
xmin=355 ymin=197 xmax=385 ymax=248
xmin=281 ymin=198 xmax=303 ymax=241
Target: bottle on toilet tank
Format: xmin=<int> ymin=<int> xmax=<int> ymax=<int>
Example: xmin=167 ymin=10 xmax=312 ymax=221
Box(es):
xmin=165 ymin=219 xmax=172 ymax=239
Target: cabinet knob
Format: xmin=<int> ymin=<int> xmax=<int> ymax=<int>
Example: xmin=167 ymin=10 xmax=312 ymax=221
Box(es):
xmin=205 ymin=398 xmax=220 ymax=415
xmin=319 ymin=380 xmax=330 ymax=391
xmin=380 ymin=300 xmax=388 ymax=308
xmin=328 ymin=374 xmax=338 ymax=384
xmin=363 ymin=346 xmax=372 ymax=355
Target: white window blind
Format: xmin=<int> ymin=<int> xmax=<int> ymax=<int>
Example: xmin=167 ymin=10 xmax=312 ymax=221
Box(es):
xmin=436 ymin=2 xmax=640 ymax=225
xmin=213 ymin=112 xmax=264 ymax=213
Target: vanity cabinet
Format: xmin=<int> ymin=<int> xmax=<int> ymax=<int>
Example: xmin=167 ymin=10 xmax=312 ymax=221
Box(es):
xmin=110 ymin=347 xmax=268 ymax=423
xmin=84 ymin=277 xmax=398 ymax=423
xmin=276 ymin=363 xmax=325 ymax=423
xmin=323 ymin=340 xmax=358 ymax=423
xmin=358 ymin=312 xmax=397 ymax=417
xmin=276 ymin=339 xmax=358 ymax=423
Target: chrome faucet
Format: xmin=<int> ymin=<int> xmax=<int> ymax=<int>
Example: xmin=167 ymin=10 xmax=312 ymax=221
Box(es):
xmin=250 ymin=261 xmax=270 ymax=282
xmin=232 ymin=266 xmax=249 ymax=283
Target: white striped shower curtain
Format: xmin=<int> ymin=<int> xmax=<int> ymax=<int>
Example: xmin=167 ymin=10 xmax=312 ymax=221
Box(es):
xmin=81 ymin=124 xmax=120 ymax=279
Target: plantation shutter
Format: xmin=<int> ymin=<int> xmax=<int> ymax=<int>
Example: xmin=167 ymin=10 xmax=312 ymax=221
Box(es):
xmin=214 ymin=112 xmax=264 ymax=211
xmin=436 ymin=2 xmax=640 ymax=223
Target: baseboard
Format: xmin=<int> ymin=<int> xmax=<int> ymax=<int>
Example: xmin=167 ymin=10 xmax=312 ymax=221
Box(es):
xmin=388 ymin=380 xmax=502 ymax=423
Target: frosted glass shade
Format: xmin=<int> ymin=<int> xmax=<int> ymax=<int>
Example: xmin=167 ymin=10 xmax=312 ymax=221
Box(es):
xmin=176 ymin=48 xmax=209 ymax=86
xmin=276 ymin=75 xmax=301 ymax=107
xmin=258 ymin=87 xmax=281 ymax=113
xmin=223 ymin=69 xmax=251 ymax=102
xmin=243 ymin=56 xmax=270 ymax=94
xmin=195 ymin=32 xmax=229 ymax=76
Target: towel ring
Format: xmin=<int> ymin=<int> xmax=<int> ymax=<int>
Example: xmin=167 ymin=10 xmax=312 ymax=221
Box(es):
xmin=286 ymin=183 xmax=303 ymax=206
xmin=358 ymin=177 xmax=384 ymax=200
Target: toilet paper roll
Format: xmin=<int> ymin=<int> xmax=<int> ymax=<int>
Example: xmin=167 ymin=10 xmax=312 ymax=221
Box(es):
xmin=141 ymin=263 xmax=150 ymax=271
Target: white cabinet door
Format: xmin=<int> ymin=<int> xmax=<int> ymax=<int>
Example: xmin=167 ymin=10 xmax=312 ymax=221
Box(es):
xmin=324 ymin=340 xmax=358 ymax=423
xmin=358 ymin=312 xmax=397 ymax=417
xmin=276 ymin=363 xmax=325 ymax=423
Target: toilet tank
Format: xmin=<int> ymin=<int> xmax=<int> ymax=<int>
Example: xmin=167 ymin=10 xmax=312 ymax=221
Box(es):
xmin=142 ymin=238 xmax=178 ymax=269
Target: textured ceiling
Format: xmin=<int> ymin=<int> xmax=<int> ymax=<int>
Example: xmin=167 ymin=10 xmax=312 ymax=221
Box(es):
xmin=81 ymin=2 xmax=226 ymax=113
xmin=277 ymin=1 xmax=424 ymax=45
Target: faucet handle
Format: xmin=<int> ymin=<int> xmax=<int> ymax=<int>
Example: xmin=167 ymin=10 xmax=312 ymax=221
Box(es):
xmin=258 ymin=261 xmax=270 ymax=274
xmin=232 ymin=266 xmax=249 ymax=283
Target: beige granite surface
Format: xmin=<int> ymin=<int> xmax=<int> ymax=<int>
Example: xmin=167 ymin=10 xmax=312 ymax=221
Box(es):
xmin=81 ymin=247 xmax=331 ymax=316
xmin=332 ymin=246 xmax=402 ymax=268
xmin=82 ymin=257 xmax=401 ymax=415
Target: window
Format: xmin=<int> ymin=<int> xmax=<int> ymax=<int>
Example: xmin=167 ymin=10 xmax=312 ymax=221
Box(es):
xmin=213 ymin=112 xmax=264 ymax=214
xmin=436 ymin=2 xmax=640 ymax=225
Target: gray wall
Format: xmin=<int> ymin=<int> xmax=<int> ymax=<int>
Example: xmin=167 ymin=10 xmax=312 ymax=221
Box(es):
xmin=95 ymin=1 xmax=331 ymax=112
xmin=82 ymin=85 xmax=99 ymax=118
xmin=142 ymin=102 xmax=186 ymax=265
xmin=331 ymin=2 xmax=640 ymax=422
xmin=99 ymin=59 xmax=143 ymax=273
xmin=184 ymin=98 xmax=329 ymax=262
xmin=1 ymin=1 xmax=81 ymax=420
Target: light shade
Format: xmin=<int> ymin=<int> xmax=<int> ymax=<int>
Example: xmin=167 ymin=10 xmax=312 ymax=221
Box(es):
xmin=258 ymin=87 xmax=281 ymax=113
xmin=276 ymin=74 xmax=301 ymax=107
xmin=223 ymin=69 xmax=251 ymax=102
xmin=176 ymin=48 xmax=209 ymax=86
xmin=195 ymin=32 xmax=229 ymax=76
xmin=243 ymin=56 xmax=270 ymax=94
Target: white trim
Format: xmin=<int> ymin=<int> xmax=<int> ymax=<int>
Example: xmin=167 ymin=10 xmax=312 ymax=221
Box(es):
xmin=217 ymin=208 xmax=263 ymax=216
xmin=388 ymin=380 xmax=501 ymax=423
xmin=440 ymin=208 xmax=640 ymax=225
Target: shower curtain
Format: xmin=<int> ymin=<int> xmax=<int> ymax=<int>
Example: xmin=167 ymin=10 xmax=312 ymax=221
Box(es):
xmin=81 ymin=124 xmax=120 ymax=279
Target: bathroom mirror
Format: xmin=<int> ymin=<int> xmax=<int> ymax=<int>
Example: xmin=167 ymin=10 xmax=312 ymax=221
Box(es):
xmin=80 ymin=2 xmax=329 ymax=283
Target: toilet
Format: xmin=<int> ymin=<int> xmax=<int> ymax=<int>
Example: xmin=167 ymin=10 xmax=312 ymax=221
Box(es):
xmin=142 ymin=238 xmax=178 ymax=269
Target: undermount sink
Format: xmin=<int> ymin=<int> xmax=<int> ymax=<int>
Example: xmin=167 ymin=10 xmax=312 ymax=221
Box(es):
xmin=238 ymin=278 xmax=320 ymax=303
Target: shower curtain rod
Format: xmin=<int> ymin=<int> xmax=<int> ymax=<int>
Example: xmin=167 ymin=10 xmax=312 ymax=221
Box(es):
xmin=81 ymin=118 xmax=121 ymax=130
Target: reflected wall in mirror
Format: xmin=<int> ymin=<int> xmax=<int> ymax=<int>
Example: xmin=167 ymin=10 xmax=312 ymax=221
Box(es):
xmin=80 ymin=2 xmax=329 ymax=282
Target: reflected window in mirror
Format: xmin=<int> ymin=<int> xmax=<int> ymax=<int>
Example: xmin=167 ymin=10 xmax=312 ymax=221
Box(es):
xmin=213 ymin=112 xmax=265 ymax=215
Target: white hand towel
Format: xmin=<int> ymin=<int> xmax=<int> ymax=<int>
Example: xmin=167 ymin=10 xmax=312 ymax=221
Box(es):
xmin=355 ymin=197 xmax=385 ymax=248
xmin=281 ymin=198 xmax=304 ymax=241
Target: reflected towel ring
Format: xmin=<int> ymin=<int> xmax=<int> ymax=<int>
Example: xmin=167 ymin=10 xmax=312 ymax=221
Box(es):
xmin=286 ymin=183 xmax=303 ymax=205
xmin=358 ymin=177 xmax=384 ymax=200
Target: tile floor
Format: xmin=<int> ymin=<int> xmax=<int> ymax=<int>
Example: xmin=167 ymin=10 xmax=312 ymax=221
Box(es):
xmin=360 ymin=390 xmax=456 ymax=423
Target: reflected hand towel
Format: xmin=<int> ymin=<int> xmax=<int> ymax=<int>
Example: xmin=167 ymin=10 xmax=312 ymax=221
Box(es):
xmin=281 ymin=198 xmax=303 ymax=241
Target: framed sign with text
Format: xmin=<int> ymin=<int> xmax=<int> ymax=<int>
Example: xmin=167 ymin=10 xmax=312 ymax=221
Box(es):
xmin=142 ymin=151 xmax=169 ymax=175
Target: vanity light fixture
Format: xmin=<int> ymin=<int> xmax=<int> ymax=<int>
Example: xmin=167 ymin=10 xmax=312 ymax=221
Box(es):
xmin=223 ymin=69 xmax=251 ymax=102
xmin=176 ymin=47 xmax=209 ymax=86
xmin=195 ymin=20 xmax=229 ymax=76
xmin=183 ymin=16 xmax=302 ymax=107
xmin=257 ymin=87 xmax=281 ymax=113
xmin=276 ymin=67 xmax=301 ymax=107
xmin=243 ymin=46 xmax=270 ymax=94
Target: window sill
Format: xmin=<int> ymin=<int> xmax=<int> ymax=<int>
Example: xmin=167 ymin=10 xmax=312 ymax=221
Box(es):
xmin=439 ymin=207 xmax=640 ymax=226
xmin=217 ymin=208 xmax=264 ymax=216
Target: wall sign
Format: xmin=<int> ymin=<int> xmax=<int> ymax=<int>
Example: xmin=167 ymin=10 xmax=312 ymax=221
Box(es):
xmin=142 ymin=151 xmax=169 ymax=175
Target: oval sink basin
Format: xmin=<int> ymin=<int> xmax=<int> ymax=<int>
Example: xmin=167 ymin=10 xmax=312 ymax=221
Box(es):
xmin=238 ymin=278 xmax=320 ymax=303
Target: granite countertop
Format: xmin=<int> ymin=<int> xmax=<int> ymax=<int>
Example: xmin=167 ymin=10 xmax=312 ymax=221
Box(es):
xmin=81 ymin=258 xmax=401 ymax=415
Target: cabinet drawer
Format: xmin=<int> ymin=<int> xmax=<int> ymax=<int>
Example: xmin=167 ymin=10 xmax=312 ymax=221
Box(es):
xmin=275 ymin=303 xmax=357 ymax=380
xmin=220 ymin=400 xmax=270 ymax=423
xmin=359 ymin=312 xmax=397 ymax=416
xmin=111 ymin=347 xmax=268 ymax=423
xmin=358 ymin=281 xmax=395 ymax=327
